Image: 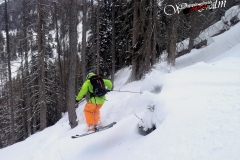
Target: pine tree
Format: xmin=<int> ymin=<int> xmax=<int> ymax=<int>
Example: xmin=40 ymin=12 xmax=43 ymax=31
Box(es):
xmin=5 ymin=0 xmax=15 ymax=145
xmin=37 ymin=0 xmax=47 ymax=131
xmin=67 ymin=0 xmax=78 ymax=129
xmin=82 ymin=0 xmax=87 ymax=81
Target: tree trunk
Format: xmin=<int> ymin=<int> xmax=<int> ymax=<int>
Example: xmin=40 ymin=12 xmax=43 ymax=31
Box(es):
xmin=167 ymin=13 xmax=178 ymax=66
xmin=63 ymin=38 xmax=67 ymax=112
xmin=30 ymin=42 xmax=37 ymax=134
xmin=37 ymin=0 xmax=47 ymax=131
xmin=151 ymin=0 xmax=157 ymax=65
xmin=23 ymin=0 xmax=31 ymax=137
xmin=130 ymin=0 xmax=138 ymax=82
xmin=54 ymin=2 xmax=64 ymax=115
xmin=111 ymin=0 xmax=116 ymax=84
xmin=20 ymin=44 xmax=27 ymax=140
xmin=82 ymin=0 xmax=87 ymax=81
xmin=91 ymin=0 xmax=96 ymax=72
xmin=0 ymin=138 xmax=3 ymax=148
xmin=144 ymin=0 xmax=151 ymax=72
xmin=67 ymin=0 xmax=78 ymax=129
xmin=96 ymin=0 xmax=100 ymax=75
xmin=188 ymin=13 xmax=196 ymax=52
xmin=5 ymin=0 xmax=15 ymax=145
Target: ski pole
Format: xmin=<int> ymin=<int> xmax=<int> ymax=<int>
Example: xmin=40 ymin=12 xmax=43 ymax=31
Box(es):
xmin=75 ymin=98 xmax=86 ymax=108
xmin=111 ymin=90 xmax=142 ymax=94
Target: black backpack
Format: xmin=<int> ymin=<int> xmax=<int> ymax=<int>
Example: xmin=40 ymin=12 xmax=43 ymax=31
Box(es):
xmin=89 ymin=75 xmax=107 ymax=97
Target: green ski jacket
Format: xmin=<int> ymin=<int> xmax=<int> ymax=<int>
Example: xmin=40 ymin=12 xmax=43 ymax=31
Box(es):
xmin=76 ymin=74 xmax=113 ymax=104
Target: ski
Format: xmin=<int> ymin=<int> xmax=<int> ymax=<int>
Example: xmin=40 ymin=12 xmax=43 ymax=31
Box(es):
xmin=71 ymin=122 xmax=117 ymax=138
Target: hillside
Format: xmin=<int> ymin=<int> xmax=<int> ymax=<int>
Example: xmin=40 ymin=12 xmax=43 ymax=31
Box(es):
xmin=0 ymin=13 xmax=239 ymax=160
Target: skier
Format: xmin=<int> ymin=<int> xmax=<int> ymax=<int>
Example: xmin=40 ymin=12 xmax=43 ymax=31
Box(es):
xmin=76 ymin=72 xmax=113 ymax=131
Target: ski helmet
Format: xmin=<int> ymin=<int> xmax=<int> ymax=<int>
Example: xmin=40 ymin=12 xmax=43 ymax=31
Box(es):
xmin=86 ymin=72 xmax=95 ymax=80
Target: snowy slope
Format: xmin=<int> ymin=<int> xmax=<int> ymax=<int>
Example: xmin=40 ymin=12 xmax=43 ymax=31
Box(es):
xmin=129 ymin=57 xmax=240 ymax=160
xmin=0 ymin=18 xmax=240 ymax=160
xmin=175 ymin=18 xmax=240 ymax=69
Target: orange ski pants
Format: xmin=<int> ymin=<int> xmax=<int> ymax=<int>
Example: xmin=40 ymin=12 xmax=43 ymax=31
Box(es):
xmin=84 ymin=102 xmax=103 ymax=126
